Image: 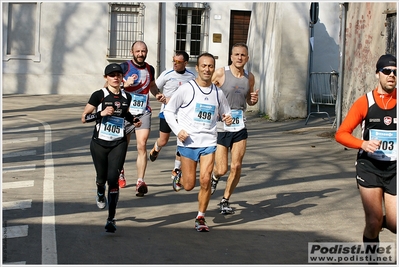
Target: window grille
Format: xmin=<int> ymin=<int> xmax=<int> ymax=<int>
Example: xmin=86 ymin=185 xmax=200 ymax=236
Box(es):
xmin=108 ymin=2 xmax=145 ymax=60
xmin=175 ymin=2 xmax=210 ymax=61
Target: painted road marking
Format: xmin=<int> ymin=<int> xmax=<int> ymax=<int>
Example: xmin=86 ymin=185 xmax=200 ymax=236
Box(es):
xmin=3 ymin=225 xmax=28 ymax=239
xmin=3 ymin=137 xmax=39 ymax=144
xmin=3 ymin=200 xmax=32 ymax=211
xmin=3 ymin=150 xmax=37 ymax=158
xmin=2 ymin=165 xmax=36 ymax=173
xmin=3 ymin=127 xmax=39 ymax=133
xmin=2 ymin=181 xmax=34 ymax=189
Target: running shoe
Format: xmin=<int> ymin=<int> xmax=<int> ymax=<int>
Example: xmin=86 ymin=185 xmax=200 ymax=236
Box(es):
xmin=210 ymin=175 xmax=219 ymax=195
xmin=171 ymin=168 xmax=181 ymax=180
xmin=96 ymin=193 xmax=107 ymax=209
xmin=118 ymin=168 xmax=126 ymax=188
xmin=194 ymin=216 xmax=209 ymax=232
xmin=105 ymin=219 xmax=116 ymax=233
xmin=149 ymin=146 xmax=159 ymax=162
xmin=219 ymin=200 xmax=234 ymax=214
xmin=136 ymin=180 xmax=148 ymax=197
xmin=172 ymin=171 xmax=183 ymax=192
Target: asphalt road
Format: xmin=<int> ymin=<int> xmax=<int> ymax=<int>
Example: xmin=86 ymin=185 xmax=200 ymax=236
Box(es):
xmin=2 ymin=94 xmax=396 ymax=265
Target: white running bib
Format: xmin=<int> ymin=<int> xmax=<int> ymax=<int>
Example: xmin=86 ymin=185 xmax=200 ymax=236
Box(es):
xmin=129 ymin=93 xmax=147 ymax=115
xmin=98 ymin=116 xmax=125 ymax=141
xmin=194 ymin=102 xmax=216 ymax=129
xmin=368 ymin=129 xmax=397 ymax=161
xmin=224 ymin=109 xmax=245 ymax=131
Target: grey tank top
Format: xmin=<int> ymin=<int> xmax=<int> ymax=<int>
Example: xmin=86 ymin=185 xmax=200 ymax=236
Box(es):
xmin=216 ymin=66 xmax=250 ymax=132
xmin=220 ymin=66 xmax=250 ymax=110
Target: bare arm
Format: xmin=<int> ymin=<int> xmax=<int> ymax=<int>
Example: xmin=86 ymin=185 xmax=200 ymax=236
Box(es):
xmin=81 ymin=103 xmax=96 ymax=123
xmin=246 ymin=72 xmax=259 ymax=106
xmin=149 ymin=80 xmax=166 ymax=103
xmin=81 ymin=103 xmax=114 ymax=123
xmin=218 ymin=89 xmax=232 ymax=126
xmin=211 ymin=67 xmax=225 ymax=87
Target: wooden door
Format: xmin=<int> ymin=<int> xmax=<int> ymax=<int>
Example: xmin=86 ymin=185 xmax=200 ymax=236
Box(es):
xmin=228 ymin=10 xmax=251 ymax=65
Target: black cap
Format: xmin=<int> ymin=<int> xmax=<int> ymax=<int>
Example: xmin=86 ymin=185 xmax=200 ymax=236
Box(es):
xmin=104 ymin=63 xmax=123 ymax=75
xmin=376 ymin=54 xmax=396 ymax=73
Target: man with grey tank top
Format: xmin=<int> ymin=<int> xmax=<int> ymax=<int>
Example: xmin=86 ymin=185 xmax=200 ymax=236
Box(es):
xmin=210 ymin=43 xmax=259 ymax=214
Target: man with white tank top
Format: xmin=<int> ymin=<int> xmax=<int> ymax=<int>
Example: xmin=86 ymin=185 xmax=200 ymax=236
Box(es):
xmin=164 ymin=53 xmax=232 ymax=232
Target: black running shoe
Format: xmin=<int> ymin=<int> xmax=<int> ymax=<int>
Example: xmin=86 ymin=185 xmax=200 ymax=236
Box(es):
xmin=105 ymin=219 xmax=116 ymax=233
xmin=149 ymin=146 xmax=159 ymax=162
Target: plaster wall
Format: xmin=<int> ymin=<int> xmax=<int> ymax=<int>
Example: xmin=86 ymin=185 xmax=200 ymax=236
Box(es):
xmin=247 ymin=2 xmax=340 ymax=120
xmin=3 ymin=3 xmax=111 ymax=94
xmin=2 ymin=2 xmax=252 ymax=95
xmin=2 ymin=1 xmax=342 ymax=122
xmin=341 ymin=2 xmax=397 ymax=139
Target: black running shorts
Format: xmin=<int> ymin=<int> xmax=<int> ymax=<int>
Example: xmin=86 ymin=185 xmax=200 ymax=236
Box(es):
xmin=355 ymin=158 xmax=397 ymax=195
xmin=217 ymin=128 xmax=248 ymax=148
xmin=159 ymin=118 xmax=172 ymax=133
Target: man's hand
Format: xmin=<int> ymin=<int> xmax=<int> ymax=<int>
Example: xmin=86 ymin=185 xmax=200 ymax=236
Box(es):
xmin=361 ymin=140 xmax=382 ymax=153
xmin=125 ymin=76 xmax=136 ymax=87
xmin=222 ymin=114 xmax=233 ymax=126
xmin=177 ymin=129 xmax=189 ymax=142
xmin=156 ymin=93 xmax=166 ymax=104
xmin=250 ymin=89 xmax=259 ymax=104
xmin=133 ymin=118 xmax=142 ymax=128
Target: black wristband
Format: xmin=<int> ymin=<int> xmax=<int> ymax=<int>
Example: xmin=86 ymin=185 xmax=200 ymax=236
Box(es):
xmin=85 ymin=111 xmax=102 ymax=122
xmin=125 ymin=112 xmax=134 ymax=124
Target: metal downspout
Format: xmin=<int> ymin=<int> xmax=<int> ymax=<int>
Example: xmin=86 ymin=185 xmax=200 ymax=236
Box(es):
xmin=157 ymin=3 xmax=162 ymax=76
xmin=336 ymin=3 xmax=347 ymax=129
xmin=307 ymin=23 xmax=315 ymax=117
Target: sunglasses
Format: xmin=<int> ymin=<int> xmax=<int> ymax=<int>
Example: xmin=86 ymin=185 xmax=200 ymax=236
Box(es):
xmin=173 ymin=59 xmax=185 ymax=64
xmin=379 ymin=68 xmax=397 ymax=76
xmin=108 ymin=73 xmax=122 ymax=77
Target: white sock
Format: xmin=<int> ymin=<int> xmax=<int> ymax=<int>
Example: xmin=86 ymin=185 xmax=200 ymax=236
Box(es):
xmin=154 ymin=141 xmax=161 ymax=151
xmin=197 ymin=211 xmax=205 ymax=218
xmin=174 ymin=160 xmax=181 ymax=170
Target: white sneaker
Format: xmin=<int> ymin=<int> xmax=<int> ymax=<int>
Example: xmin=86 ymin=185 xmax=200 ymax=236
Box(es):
xmin=96 ymin=194 xmax=107 ymax=209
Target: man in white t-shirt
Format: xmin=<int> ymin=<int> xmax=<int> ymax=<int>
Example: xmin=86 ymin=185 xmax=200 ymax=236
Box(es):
xmin=164 ymin=53 xmax=232 ymax=232
xmin=149 ymin=51 xmax=196 ymax=180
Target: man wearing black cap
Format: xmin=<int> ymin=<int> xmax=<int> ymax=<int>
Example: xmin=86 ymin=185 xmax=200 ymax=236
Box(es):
xmin=336 ymin=54 xmax=397 ymax=246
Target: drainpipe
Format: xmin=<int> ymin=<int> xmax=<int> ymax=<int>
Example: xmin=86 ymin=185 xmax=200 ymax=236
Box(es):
xmin=307 ymin=3 xmax=318 ymax=117
xmin=157 ymin=3 xmax=162 ymax=77
xmin=307 ymin=22 xmax=315 ymax=117
xmin=336 ymin=2 xmax=347 ymax=129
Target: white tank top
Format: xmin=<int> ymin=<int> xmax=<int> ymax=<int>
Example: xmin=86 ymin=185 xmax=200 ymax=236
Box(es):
xmin=164 ymin=80 xmax=231 ymax=148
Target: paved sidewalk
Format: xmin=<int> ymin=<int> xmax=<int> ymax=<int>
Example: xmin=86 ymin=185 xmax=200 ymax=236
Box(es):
xmin=2 ymin=94 xmax=396 ymax=265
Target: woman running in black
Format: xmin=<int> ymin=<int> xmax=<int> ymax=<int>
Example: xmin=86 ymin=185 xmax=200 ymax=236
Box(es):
xmin=81 ymin=63 xmax=141 ymax=232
